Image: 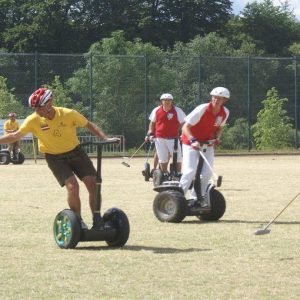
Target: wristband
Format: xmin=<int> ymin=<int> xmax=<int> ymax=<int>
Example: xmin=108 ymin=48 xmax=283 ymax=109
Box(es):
xmin=189 ymin=137 xmax=197 ymax=144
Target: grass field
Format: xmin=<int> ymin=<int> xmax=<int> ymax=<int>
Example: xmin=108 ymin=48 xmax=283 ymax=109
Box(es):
xmin=1 ymin=155 xmax=300 ymax=299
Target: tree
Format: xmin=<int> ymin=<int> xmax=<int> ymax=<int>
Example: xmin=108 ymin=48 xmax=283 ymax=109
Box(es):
xmin=239 ymin=0 xmax=300 ymax=55
xmin=0 ymin=76 xmax=26 ymax=118
xmin=252 ymin=87 xmax=293 ymax=149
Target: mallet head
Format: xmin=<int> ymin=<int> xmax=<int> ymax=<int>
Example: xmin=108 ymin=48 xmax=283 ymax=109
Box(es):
xmin=217 ymin=176 xmax=222 ymax=187
xmin=121 ymin=161 xmax=130 ymax=167
xmin=255 ymin=228 xmax=271 ymax=235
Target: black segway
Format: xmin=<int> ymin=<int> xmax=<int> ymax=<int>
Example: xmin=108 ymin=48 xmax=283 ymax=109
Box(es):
xmin=142 ymin=141 xmax=154 ymax=181
xmin=0 ymin=143 xmax=25 ymax=165
xmin=152 ymin=138 xmax=181 ymax=187
xmin=53 ymin=139 xmax=130 ymax=249
xmin=152 ymin=141 xmax=226 ymax=223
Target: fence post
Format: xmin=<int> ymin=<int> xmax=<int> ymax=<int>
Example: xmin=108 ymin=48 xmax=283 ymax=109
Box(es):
xmin=198 ymin=56 xmax=202 ymax=104
xmin=294 ymin=56 xmax=298 ymax=148
xmin=144 ymin=54 xmax=148 ymax=135
xmin=34 ymin=51 xmax=39 ymax=89
xmin=247 ymin=56 xmax=252 ymax=151
xmin=89 ymin=52 xmax=93 ymax=121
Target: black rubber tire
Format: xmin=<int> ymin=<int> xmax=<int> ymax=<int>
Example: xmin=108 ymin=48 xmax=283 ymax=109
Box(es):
xmin=144 ymin=162 xmax=151 ymax=181
xmin=197 ymin=189 xmax=226 ymax=221
xmin=153 ymin=169 xmax=163 ymax=187
xmin=103 ymin=208 xmax=130 ymax=247
xmin=12 ymin=152 xmax=25 ymax=165
xmin=0 ymin=152 xmax=10 ymax=165
xmin=153 ymin=190 xmax=187 ymax=223
xmin=53 ymin=209 xmax=81 ymax=249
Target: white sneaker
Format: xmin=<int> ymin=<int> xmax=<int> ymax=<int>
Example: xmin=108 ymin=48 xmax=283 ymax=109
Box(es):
xmin=80 ymin=219 xmax=88 ymax=230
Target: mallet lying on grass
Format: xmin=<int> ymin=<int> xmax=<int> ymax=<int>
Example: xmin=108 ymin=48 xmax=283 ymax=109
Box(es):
xmin=122 ymin=141 xmax=146 ymax=167
xmin=255 ymin=191 xmax=300 ymax=235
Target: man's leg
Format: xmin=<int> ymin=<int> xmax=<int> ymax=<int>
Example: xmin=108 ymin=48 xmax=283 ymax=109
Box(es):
xmin=65 ymin=175 xmax=81 ymax=214
xmin=179 ymin=144 xmax=198 ymax=195
xmin=82 ymin=175 xmax=97 ymax=214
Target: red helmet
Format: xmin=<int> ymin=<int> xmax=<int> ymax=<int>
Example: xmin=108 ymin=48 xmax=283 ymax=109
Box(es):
xmin=8 ymin=112 xmax=16 ymax=117
xmin=29 ymin=88 xmax=53 ymax=107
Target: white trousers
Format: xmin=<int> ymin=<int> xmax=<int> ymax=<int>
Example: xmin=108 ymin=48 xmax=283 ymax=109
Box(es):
xmin=155 ymin=138 xmax=182 ymax=163
xmin=179 ymin=144 xmax=214 ymax=198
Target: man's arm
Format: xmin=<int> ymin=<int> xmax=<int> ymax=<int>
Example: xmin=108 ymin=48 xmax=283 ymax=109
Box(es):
xmin=147 ymin=121 xmax=156 ymax=135
xmin=85 ymin=121 xmax=108 ymax=140
xmin=0 ymin=131 xmax=25 ymax=144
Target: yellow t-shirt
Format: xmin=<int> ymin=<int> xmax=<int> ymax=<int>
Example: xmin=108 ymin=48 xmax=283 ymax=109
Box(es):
xmin=4 ymin=120 xmax=19 ymax=134
xmin=19 ymin=107 xmax=88 ymax=154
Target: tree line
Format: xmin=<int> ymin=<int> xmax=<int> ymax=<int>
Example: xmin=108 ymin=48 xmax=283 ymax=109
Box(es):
xmin=0 ymin=0 xmax=300 ymax=56
xmin=0 ymin=0 xmax=299 ymax=149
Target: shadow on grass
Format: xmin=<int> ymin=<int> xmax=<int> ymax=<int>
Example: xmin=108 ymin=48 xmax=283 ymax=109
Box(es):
xmin=219 ymin=220 xmax=300 ymax=225
xmin=76 ymin=245 xmax=212 ymax=253
xmin=181 ymin=219 xmax=300 ymax=225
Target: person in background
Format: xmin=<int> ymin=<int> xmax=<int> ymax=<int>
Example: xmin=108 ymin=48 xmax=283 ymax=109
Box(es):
xmin=179 ymin=87 xmax=230 ymax=210
xmin=3 ymin=112 xmax=20 ymax=158
xmin=146 ymin=93 xmax=186 ymax=179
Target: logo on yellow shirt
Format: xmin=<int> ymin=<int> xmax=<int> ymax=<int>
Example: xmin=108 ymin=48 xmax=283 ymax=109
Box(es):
xmin=41 ymin=123 xmax=50 ymax=131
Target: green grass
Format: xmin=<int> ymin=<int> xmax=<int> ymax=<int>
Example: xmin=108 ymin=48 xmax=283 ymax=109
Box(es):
xmin=1 ymin=156 xmax=300 ymax=299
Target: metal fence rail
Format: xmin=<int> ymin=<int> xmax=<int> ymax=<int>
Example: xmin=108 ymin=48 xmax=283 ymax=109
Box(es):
xmin=0 ymin=53 xmax=299 ymax=149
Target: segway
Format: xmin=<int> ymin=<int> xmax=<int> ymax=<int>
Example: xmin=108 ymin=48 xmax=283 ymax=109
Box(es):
xmin=152 ymin=138 xmax=181 ymax=187
xmin=142 ymin=140 xmax=154 ymax=181
xmin=0 ymin=143 xmax=25 ymax=165
xmin=152 ymin=141 xmax=226 ymax=223
xmin=53 ymin=139 xmax=130 ymax=249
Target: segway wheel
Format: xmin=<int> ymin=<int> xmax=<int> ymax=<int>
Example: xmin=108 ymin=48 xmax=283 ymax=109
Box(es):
xmin=144 ymin=162 xmax=151 ymax=181
xmin=0 ymin=152 xmax=10 ymax=165
xmin=53 ymin=209 xmax=81 ymax=249
xmin=103 ymin=208 xmax=130 ymax=247
xmin=197 ymin=189 xmax=226 ymax=221
xmin=153 ymin=190 xmax=187 ymax=223
xmin=153 ymin=169 xmax=164 ymax=187
xmin=12 ymin=152 xmax=25 ymax=165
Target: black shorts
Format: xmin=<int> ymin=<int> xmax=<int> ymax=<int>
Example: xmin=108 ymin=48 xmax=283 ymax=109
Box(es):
xmin=45 ymin=146 xmax=96 ymax=187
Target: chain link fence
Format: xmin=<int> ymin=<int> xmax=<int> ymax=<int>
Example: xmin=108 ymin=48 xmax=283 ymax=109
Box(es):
xmin=0 ymin=53 xmax=299 ymax=150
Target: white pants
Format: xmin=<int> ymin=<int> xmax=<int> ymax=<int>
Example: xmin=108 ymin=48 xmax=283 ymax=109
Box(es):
xmin=179 ymin=144 xmax=214 ymax=198
xmin=155 ymin=138 xmax=182 ymax=163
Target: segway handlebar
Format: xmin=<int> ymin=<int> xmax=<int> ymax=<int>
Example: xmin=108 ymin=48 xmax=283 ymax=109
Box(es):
xmin=81 ymin=137 xmax=120 ymax=147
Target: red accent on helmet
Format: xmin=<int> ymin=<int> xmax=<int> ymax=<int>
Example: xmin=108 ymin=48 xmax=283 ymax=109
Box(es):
xmin=28 ymin=88 xmax=53 ymax=107
xmin=8 ymin=112 xmax=16 ymax=117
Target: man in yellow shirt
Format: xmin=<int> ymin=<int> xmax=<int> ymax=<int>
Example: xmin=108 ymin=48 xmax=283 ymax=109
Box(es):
xmin=0 ymin=88 xmax=116 ymax=229
xmin=3 ymin=112 xmax=20 ymax=157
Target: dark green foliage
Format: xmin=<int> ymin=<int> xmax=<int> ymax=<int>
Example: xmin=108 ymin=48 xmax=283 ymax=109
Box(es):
xmin=221 ymin=118 xmax=251 ymax=150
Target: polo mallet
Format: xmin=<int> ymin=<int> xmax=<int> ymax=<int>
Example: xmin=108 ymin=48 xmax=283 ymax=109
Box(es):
xmin=255 ymin=191 xmax=300 ymax=235
xmin=199 ymin=150 xmax=222 ymax=187
xmin=122 ymin=141 xmax=146 ymax=167
xmin=32 ymin=134 xmax=37 ymax=164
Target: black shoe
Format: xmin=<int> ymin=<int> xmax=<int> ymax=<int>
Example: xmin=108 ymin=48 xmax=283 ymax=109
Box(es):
xmin=92 ymin=215 xmax=104 ymax=230
xmin=189 ymin=199 xmax=211 ymax=212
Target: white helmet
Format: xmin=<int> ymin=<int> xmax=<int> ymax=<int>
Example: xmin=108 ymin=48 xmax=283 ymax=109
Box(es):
xmin=210 ymin=87 xmax=230 ymax=99
xmin=160 ymin=93 xmax=173 ymax=100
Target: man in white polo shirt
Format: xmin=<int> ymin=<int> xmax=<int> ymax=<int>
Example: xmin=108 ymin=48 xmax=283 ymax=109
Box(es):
xmin=146 ymin=93 xmax=186 ymax=179
xmin=179 ymin=87 xmax=230 ymax=210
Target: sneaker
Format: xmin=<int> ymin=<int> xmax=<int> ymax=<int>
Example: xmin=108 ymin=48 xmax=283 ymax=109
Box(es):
xmin=80 ymin=218 xmax=88 ymax=230
xmin=162 ymin=172 xmax=170 ymax=181
xmin=150 ymin=168 xmax=155 ymax=178
xmin=189 ymin=199 xmax=211 ymax=212
xmin=92 ymin=215 xmax=104 ymax=230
